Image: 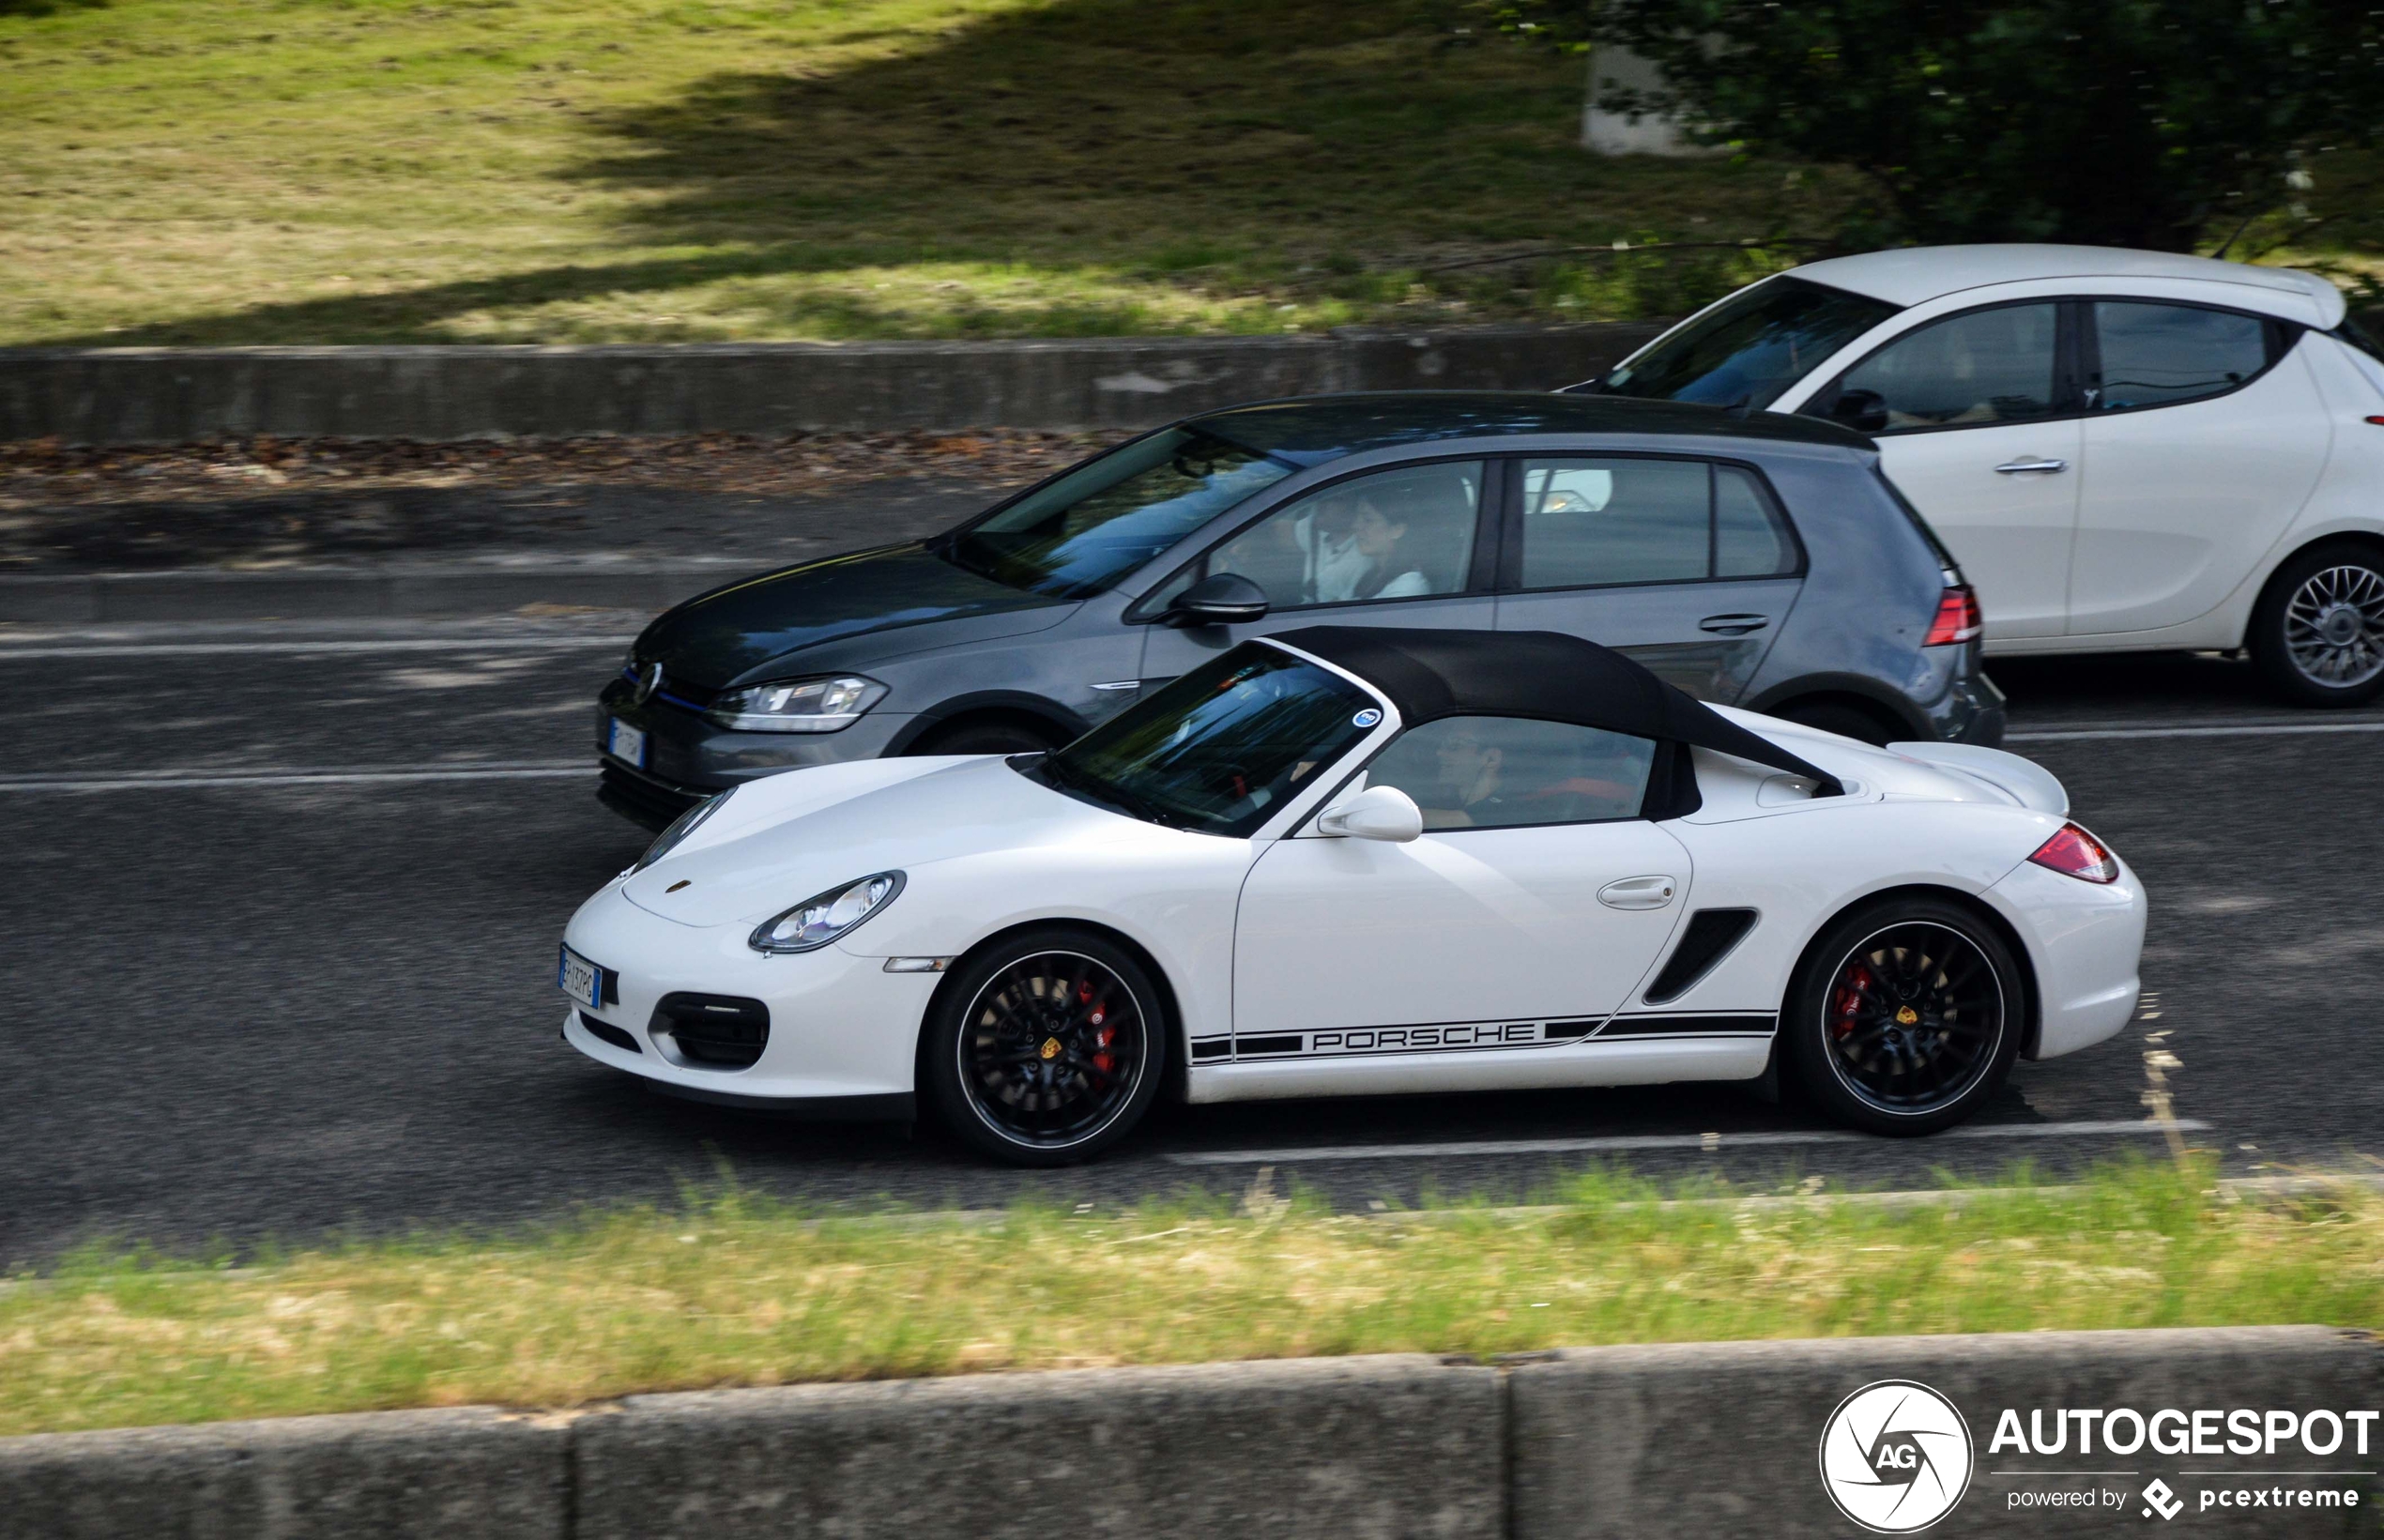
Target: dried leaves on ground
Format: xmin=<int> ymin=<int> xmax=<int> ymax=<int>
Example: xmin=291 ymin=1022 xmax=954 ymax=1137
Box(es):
xmin=0 ymin=431 xmax=1121 ymax=511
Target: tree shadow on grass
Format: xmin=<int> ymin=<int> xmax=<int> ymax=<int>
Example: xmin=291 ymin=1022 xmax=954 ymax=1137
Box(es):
xmin=45 ymin=0 xmax=1791 ymax=346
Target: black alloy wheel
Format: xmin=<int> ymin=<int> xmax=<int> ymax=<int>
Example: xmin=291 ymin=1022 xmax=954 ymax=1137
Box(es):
xmin=1783 ymin=898 xmax=2022 ymax=1136
xmin=922 ymin=929 xmax=1166 ymax=1165
xmin=2250 ymin=541 xmax=2384 ymax=707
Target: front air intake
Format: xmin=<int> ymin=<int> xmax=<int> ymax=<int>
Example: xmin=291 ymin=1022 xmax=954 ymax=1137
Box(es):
xmin=649 ymin=993 xmax=771 ymax=1070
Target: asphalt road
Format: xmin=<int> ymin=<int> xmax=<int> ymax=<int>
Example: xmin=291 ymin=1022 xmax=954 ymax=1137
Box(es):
xmin=2 ymin=623 xmax=2378 ymax=1265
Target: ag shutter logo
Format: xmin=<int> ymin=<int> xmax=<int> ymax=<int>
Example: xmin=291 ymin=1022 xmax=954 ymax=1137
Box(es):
xmin=1819 ymin=1380 xmax=1976 ymax=1533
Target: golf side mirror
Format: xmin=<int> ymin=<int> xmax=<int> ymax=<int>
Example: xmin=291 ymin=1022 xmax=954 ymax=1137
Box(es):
xmin=1315 ymin=784 xmax=1423 ymax=843
xmin=1167 ymin=572 xmax=1270 ymax=627
xmin=1828 ymin=387 xmax=1888 ymax=434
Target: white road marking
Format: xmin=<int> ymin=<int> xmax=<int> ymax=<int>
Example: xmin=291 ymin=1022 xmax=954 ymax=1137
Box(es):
xmin=0 ymin=636 xmax=630 ymax=660
xmin=2008 ymin=721 xmax=2384 ymax=741
xmin=0 ymin=764 xmax=588 ymax=791
xmin=1161 ymin=1119 xmax=2211 ymax=1166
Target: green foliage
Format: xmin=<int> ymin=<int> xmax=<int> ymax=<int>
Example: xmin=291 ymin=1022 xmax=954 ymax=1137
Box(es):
xmin=1495 ymin=1 xmax=2384 ymax=252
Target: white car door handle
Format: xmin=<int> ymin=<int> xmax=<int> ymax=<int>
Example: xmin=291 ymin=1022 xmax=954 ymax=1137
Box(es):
xmin=1597 ymin=875 xmax=1678 ymax=910
xmin=1993 ymin=457 xmax=2069 ymax=475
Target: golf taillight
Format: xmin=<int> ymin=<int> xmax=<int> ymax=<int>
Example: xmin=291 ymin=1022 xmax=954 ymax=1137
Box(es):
xmin=2027 ymin=822 xmax=2120 ymax=884
xmin=1924 ymin=584 xmax=1983 ymax=646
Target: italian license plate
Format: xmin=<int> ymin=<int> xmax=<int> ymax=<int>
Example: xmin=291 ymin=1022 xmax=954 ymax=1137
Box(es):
xmin=607 ymin=718 xmax=648 ymax=768
xmin=558 ymin=945 xmax=604 ymax=1011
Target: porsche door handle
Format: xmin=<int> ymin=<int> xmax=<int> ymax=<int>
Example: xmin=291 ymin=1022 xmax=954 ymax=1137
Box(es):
xmin=1698 ymin=614 xmax=1770 ymax=635
xmin=1993 ymin=457 xmax=2069 ymax=475
xmin=1597 ymin=876 xmax=1678 ymax=910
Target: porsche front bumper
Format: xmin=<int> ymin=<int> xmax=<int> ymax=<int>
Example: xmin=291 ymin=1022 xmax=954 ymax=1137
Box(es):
xmin=558 ymin=881 xmax=942 ymax=1106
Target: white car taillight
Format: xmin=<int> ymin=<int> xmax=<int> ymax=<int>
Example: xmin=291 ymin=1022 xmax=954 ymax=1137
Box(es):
xmin=2027 ymin=822 xmax=2120 ymax=884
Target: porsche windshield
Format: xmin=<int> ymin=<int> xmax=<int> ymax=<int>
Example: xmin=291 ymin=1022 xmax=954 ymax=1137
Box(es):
xmin=1027 ymin=647 xmax=1375 ymax=836
xmin=1595 ymin=276 xmax=1899 ymax=411
xmin=940 ymin=428 xmax=1294 ymax=600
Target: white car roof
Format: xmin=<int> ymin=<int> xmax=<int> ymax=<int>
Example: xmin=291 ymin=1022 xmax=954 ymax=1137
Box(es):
xmin=1791 ymin=244 xmax=2346 ymax=328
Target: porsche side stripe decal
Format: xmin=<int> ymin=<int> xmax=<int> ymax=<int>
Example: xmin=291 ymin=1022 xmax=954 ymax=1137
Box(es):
xmin=1597 ymin=1013 xmax=1779 ymax=1038
xmin=1225 ymin=1014 xmax=1773 ymax=1060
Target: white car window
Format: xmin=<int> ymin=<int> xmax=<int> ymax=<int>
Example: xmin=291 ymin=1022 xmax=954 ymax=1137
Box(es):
xmin=2092 ymin=302 xmax=2269 ymax=411
xmin=1836 ymin=303 xmax=2061 ymax=431
xmin=1364 ymin=715 xmax=1657 ymax=831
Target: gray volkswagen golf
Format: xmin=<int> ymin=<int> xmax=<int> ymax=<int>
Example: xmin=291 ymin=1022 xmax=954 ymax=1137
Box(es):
xmin=595 ymin=393 xmax=2003 ymax=830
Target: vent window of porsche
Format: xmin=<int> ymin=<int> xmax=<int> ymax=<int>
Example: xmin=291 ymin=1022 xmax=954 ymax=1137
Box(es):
xmin=1363 ymin=715 xmax=1656 ymax=831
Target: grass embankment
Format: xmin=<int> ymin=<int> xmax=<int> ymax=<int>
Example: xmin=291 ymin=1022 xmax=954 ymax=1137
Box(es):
xmin=5 ymin=1159 xmax=2378 ymax=1438
xmin=5 ymin=2 xmax=2376 ymax=349
xmin=0 ymin=0 xmax=1845 ymax=346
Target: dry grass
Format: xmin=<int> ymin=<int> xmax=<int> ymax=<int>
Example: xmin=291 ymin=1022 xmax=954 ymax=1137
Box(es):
xmin=4 ymin=1159 xmax=2378 ymax=1437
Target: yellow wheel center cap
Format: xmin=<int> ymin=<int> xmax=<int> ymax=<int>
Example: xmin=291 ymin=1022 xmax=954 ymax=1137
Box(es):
xmin=1039 ymin=1037 xmax=1062 ymax=1060
xmin=1895 ymin=1006 xmax=1918 ymax=1026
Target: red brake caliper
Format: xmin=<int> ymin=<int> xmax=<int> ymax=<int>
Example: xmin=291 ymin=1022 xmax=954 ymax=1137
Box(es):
xmin=1081 ymin=979 xmax=1116 ymax=1075
xmin=1831 ymin=965 xmax=1871 ymax=1039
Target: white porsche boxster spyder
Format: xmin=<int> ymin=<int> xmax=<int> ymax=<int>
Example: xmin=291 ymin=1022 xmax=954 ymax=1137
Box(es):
xmin=558 ymin=628 xmax=2145 ymax=1165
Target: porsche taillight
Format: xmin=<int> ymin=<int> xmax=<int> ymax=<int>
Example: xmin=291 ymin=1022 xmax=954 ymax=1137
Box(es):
xmin=2027 ymin=822 xmax=2120 ymax=884
xmin=1924 ymin=584 xmax=1983 ymax=647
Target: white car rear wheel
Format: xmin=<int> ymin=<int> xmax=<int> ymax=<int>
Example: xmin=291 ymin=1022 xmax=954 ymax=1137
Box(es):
xmin=2251 ymin=541 xmax=2384 ymax=707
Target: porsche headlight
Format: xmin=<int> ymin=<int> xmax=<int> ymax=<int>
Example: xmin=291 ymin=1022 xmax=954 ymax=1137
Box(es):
xmin=633 ymin=788 xmax=731 ymax=873
xmin=707 ymin=675 xmax=886 ymax=733
xmin=748 ymin=871 xmax=905 ymax=953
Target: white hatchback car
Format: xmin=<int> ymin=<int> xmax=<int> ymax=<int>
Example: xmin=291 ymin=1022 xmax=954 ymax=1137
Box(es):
xmin=1575 ymin=245 xmax=2384 ymax=704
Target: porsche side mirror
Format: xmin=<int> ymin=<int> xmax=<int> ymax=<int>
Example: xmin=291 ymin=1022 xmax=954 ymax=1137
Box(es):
xmin=1167 ymin=572 xmax=1270 ymax=627
xmin=1315 ymin=785 xmax=1423 ymax=843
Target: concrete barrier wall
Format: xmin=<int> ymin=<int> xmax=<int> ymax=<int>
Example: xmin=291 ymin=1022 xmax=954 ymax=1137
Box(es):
xmin=3 ymin=1329 xmax=2375 ymax=1540
xmin=1515 ymin=1327 xmax=2380 ymax=1539
xmin=0 ymin=326 xmax=1664 ymax=444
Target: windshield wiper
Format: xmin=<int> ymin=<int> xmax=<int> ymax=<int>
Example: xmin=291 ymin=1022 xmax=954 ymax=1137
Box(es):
xmin=1028 ymin=755 xmax=1172 ymax=827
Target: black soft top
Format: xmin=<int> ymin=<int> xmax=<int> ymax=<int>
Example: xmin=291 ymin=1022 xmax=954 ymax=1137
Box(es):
xmin=1270 ymin=626 xmax=1843 ymax=800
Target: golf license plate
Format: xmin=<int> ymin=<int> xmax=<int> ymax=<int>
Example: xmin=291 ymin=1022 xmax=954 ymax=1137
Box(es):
xmin=607 ymin=717 xmax=648 ymax=768
xmin=558 ymin=945 xmax=604 ymax=1011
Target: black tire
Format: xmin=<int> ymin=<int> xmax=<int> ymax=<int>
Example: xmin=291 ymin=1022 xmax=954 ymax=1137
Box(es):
xmin=921 ymin=927 xmax=1169 ymax=1166
xmin=905 ymin=717 xmax=1062 ymax=755
xmin=1774 ymin=699 xmax=1902 ymax=747
xmin=2248 ymin=541 xmax=2384 ymax=708
xmin=1781 ymin=895 xmax=2023 ymax=1136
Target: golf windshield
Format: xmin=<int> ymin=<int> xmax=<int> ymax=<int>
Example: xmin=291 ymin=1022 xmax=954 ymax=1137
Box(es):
xmin=940 ymin=428 xmax=1294 ymax=600
xmin=1026 ymin=647 xmax=1377 ymax=836
xmin=1595 ymin=276 xmax=1899 ymax=411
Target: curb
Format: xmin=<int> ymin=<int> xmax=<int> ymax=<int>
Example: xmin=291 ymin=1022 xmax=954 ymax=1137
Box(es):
xmin=0 ymin=326 xmax=1663 ymax=445
xmin=0 ymin=563 xmax=749 ymax=624
xmin=2 ymin=1328 xmax=2374 ymax=1538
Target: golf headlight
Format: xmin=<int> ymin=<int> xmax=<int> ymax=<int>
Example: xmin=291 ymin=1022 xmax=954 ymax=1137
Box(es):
xmin=748 ymin=871 xmax=905 ymax=953
xmin=707 ymin=675 xmax=886 ymax=733
xmin=632 ymin=788 xmax=732 ymax=873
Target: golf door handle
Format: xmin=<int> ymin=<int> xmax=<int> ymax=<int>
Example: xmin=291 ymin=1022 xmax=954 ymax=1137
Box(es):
xmin=1597 ymin=875 xmax=1678 ymax=910
xmin=1994 ymin=456 xmax=2069 ymax=474
xmin=1698 ymin=613 xmax=1770 ymax=635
